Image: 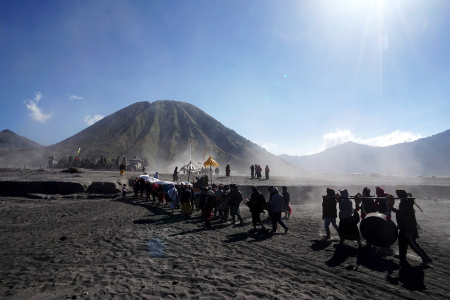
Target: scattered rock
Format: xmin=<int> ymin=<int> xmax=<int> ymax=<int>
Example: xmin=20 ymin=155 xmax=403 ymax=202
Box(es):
xmin=60 ymin=236 xmax=69 ymax=241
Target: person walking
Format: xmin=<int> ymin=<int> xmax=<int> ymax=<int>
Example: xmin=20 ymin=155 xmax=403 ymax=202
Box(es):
xmin=228 ymin=184 xmax=243 ymax=225
xmin=139 ymin=177 xmax=146 ymax=197
xmin=218 ymin=185 xmax=230 ymax=223
xmin=322 ymin=188 xmax=339 ymax=239
xmin=151 ymin=182 xmax=158 ymax=202
xmin=337 ymin=189 xmax=362 ymax=249
xmin=133 ymin=177 xmax=139 ymax=198
xmin=119 ymin=162 xmax=125 ymax=176
xmin=265 ymin=165 xmax=270 ymax=180
xmin=157 ymin=184 xmax=165 ymax=205
xmin=145 ymin=181 xmax=152 ymax=201
xmin=180 ymin=184 xmax=192 ymax=218
xmin=391 ymin=189 xmax=433 ymax=267
xmin=248 ymin=186 xmax=267 ymax=231
xmin=173 ymin=167 xmax=179 ymax=182
xmin=225 ymin=164 xmax=231 ymax=178
xmin=250 ymin=165 xmax=255 ymax=179
xmin=168 ymin=183 xmax=179 ymax=213
xmin=199 ymin=187 xmax=216 ymax=229
xmin=214 ymin=184 xmax=223 ymax=217
xmin=360 ymin=187 xmax=376 ymax=219
xmin=269 ymin=187 xmax=288 ymax=234
xmin=282 ymin=186 xmax=292 ymax=220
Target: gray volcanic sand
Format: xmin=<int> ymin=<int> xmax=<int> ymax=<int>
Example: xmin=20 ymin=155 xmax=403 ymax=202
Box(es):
xmin=0 ymin=169 xmax=449 ymax=299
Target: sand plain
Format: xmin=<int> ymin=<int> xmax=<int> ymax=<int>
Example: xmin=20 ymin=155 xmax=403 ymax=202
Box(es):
xmin=0 ymin=168 xmax=449 ymax=299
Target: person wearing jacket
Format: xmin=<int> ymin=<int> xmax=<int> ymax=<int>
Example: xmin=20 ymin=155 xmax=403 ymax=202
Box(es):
xmin=282 ymin=186 xmax=291 ymax=220
xmin=322 ymin=188 xmax=339 ymax=239
xmin=228 ymin=184 xmax=243 ymax=225
xmin=391 ymin=189 xmax=433 ymax=267
xmin=337 ymin=189 xmax=362 ymax=249
xmin=269 ymin=187 xmax=288 ymax=234
xmin=265 ymin=165 xmax=270 ymax=180
xmin=218 ymin=185 xmax=230 ymax=223
xmin=199 ymin=187 xmax=216 ymax=229
xmin=248 ymin=186 xmax=267 ymax=231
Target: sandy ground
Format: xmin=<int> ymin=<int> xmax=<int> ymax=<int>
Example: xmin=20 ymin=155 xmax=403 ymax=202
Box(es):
xmin=1 ymin=169 xmax=450 ymax=299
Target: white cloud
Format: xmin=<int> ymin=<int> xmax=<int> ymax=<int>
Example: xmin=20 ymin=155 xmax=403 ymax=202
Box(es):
xmin=24 ymin=92 xmax=53 ymax=123
xmin=84 ymin=114 xmax=104 ymax=126
xmin=320 ymin=129 xmax=423 ymax=151
xmin=67 ymin=94 xmax=83 ymax=100
xmin=34 ymin=92 xmax=42 ymax=102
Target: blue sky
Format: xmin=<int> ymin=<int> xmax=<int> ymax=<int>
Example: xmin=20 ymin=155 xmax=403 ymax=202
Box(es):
xmin=1 ymin=0 xmax=449 ymax=156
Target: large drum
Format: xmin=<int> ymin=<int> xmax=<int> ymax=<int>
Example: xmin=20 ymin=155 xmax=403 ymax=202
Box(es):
xmin=360 ymin=212 xmax=398 ymax=247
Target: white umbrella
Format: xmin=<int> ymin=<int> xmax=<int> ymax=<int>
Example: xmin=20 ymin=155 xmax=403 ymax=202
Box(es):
xmin=180 ymin=161 xmax=198 ymax=181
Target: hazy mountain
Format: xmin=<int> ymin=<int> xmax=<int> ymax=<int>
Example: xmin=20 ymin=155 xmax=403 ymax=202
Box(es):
xmin=279 ymin=130 xmax=450 ymax=176
xmin=0 ymin=129 xmax=42 ymax=150
xmin=0 ymin=101 xmax=307 ymax=175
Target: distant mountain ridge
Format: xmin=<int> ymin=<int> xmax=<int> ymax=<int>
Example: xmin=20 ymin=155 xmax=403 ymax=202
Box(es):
xmin=0 ymin=101 xmax=306 ymax=175
xmin=0 ymin=129 xmax=42 ymax=150
xmin=279 ymin=130 xmax=450 ymax=176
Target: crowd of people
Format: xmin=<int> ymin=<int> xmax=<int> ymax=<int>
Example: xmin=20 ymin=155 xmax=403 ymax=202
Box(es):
xmin=124 ymin=176 xmax=433 ymax=267
xmin=126 ymin=177 xmax=292 ymax=234
xmin=322 ymin=186 xmax=433 ymax=267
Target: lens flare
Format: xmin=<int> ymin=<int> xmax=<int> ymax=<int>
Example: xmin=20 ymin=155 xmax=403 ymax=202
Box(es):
xmin=147 ymin=238 xmax=166 ymax=257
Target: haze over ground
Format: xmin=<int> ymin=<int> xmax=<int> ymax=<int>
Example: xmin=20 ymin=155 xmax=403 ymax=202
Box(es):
xmin=1 ymin=0 xmax=450 ymax=155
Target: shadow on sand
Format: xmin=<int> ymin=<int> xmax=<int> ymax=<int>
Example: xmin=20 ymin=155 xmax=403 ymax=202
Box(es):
xmin=386 ymin=263 xmax=426 ymax=291
xmin=116 ymin=197 xmax=190 ymax=226
xmin=223 ymin=228 xmax=273 ymax=244
xmin=310 ymin=238 xmax=333 ymax=251
xmin=326 ymin=243 xmax=426 ymax=291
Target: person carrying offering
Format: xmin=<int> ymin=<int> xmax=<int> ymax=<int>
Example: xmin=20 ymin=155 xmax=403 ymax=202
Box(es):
xmin=390 ymin=189 xmax=433 ymax=267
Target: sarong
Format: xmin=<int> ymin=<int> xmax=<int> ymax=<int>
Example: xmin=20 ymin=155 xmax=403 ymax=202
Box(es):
xmin=182 ymin=202 xmax=192 ymax=216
